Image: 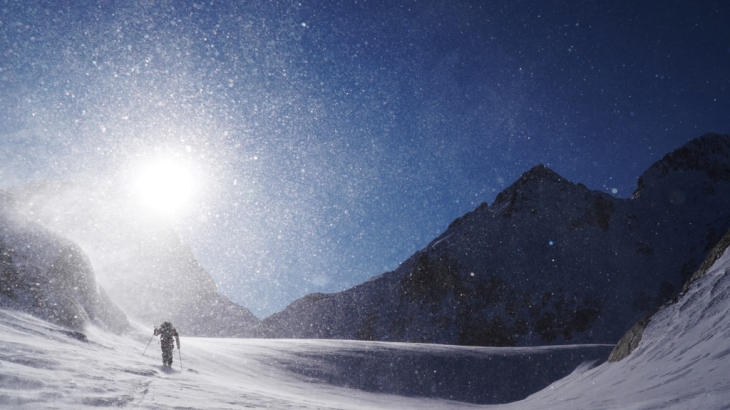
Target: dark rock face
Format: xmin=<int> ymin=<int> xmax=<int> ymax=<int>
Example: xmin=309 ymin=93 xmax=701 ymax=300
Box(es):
xmin=610 ymin=222 xmax=730 ymax=362
xmin=7 ymin=183 xmax=260 ymax=337
xmin=259 ymin=133 xmax=730 ymax=346
xmin=638 ymin=133 xmax=730 ymax=185
xmin=682 ymin=226 xmax=730 ymax=292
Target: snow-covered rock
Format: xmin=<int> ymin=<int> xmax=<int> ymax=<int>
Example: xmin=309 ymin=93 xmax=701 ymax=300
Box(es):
xmin=0 ymin=194 xmax=128 ymax=333
xmin=6 ymin=183 xmax=259 ymax=337
xmin=259 ymin=133 xmax=730 ymax=346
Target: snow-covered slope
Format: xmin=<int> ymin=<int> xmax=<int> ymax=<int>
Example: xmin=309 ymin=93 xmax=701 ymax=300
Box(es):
xmin=0 ymin=195 xmax=127 ymax=333
xmin=0 ymin=309 xmax=612 ymax=409
xmin=260 ymin=133 xmax=730 ymax=346
xmin=6 ymin=183 xmax=259 ymax=337
xmin=492 ymin=226 xmax=730 ymax=409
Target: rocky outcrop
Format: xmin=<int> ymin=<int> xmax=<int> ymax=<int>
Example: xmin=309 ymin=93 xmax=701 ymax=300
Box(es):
xmin=259 ymin=133 xmax=730 ymax=347
xmin=682 ymin=225 xmax=730 ymax=292
xmin=607 ymin=316 xmax=650 ymax=362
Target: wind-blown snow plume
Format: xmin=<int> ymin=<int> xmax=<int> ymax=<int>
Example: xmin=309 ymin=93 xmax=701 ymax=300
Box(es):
xmin=0 ymin=193 xmax=128 ymax=332
xmin=6 ymin=182 xmax=259 ymax=336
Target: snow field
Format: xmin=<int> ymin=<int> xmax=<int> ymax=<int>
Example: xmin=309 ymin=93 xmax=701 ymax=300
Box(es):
xmin=497 ymin=245 xmax=730 ymax=410
xmin=0 ymin=310 xmax=613 ymax=409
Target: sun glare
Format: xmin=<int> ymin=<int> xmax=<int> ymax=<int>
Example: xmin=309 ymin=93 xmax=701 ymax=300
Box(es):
xmin=132 ymin=158 xmax=195 ymax=215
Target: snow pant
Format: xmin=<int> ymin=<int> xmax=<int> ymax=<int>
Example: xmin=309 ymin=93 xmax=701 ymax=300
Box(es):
xmin=161 ymin=345 xmax=174 ymax=366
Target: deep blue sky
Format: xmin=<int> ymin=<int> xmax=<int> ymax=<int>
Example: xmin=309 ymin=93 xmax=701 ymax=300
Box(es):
xmin=1 ymin=0 xmax=729 ymax=317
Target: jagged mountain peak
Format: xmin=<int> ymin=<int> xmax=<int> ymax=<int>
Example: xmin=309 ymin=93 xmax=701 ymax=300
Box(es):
xmin=509 ymin=164 xmax=566 ymax=189
xmin=520 ymin=163 xmax=561 ymax=180
xmin=483 ymin=164 xmax=590 ymax=220
xmin=447 ymin=164 xmax=602 ymax=230
xmin=494 ymin=164 xmax=576 ymax=202
xmin=258 ymin=132 xmax=730 ymax=347
xmin=634 ymin=133 xmax=730 ymax=197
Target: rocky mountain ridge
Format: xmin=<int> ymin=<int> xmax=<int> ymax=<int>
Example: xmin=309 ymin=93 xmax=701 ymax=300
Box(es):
xmin=257 ymin=132 xmax=730 ymax=346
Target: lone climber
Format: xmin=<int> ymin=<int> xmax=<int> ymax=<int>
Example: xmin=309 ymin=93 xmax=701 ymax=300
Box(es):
xmin=153 ymin=322 xmax=180 ymax=367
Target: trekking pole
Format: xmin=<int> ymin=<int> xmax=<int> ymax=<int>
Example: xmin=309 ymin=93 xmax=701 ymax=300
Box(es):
xmin=179 ymin=348 xmax=183 ymax=371
xmin=142 ymin=336 xmax=154 ymax=357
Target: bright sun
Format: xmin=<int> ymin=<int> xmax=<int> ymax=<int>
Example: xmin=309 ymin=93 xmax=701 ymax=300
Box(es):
xmin=132 ymin=158 xmax=195 ymax=215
